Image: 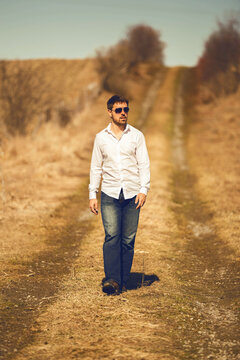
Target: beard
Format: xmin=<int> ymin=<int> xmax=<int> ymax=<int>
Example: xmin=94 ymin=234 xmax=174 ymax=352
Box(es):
xmin=112 ymin=116 xmax=127 ymax=127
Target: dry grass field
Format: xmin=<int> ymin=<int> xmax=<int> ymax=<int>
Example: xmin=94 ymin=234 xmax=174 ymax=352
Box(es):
xmin=188 ymin=86 xmax=240 ymax=255
xmin=0 ymin=58 xmax=100 ymax=275
xmin=0 ymin=63 xmax=239 ymax=360
xmin=0 ymin=60 xmax=154 ymax=270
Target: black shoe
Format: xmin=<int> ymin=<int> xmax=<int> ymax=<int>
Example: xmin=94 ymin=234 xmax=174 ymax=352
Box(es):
xmin=102 ymin=279 xmax=120 ymax=295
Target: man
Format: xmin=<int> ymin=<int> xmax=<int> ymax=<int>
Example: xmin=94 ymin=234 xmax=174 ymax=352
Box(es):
xmin=89 ymin=95 xmax=150 ymax=295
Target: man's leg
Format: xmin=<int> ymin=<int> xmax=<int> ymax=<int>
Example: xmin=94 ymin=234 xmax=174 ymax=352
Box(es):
xmin=101 ymin=191 xmax=122 ymax=286
xmin=121 ymin=196 xmax=140 ymax=285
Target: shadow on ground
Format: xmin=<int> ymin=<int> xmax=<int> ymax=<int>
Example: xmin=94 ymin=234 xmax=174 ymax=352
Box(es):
xmin=101 ymin=273 xmax=159 ymax=291
xmin=127 ymin=272 xmax=160 ymax=290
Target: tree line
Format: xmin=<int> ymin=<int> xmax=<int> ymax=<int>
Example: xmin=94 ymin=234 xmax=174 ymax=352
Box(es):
xmin=197 ymin=16 xmax=240 ymax=98
xmin=0 ymin=24 xmax=165 ymax=137
xmin=1 ymin=18 xmax=240 ymax=137
xmin=95 ymin=24 xmax=165 ymax=96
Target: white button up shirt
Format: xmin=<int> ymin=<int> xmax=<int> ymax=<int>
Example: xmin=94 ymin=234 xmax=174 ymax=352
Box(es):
xmin=89 ymin=123 xmax=150 ymax=199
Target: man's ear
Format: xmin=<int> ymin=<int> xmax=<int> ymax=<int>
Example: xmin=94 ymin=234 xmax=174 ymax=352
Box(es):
xmin=107 ymin=109 xmax=112 ymax=118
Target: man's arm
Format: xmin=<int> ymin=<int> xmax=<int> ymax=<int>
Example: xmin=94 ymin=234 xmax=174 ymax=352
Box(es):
xmin=135 ymin=132 xmax=150 ymax=209
xmin=89 ymin=135 xmax=103 ymax=215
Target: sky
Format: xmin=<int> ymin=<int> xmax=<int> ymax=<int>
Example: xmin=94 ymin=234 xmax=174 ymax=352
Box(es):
xmin=0 ymin=0 xmax=240 ymax=66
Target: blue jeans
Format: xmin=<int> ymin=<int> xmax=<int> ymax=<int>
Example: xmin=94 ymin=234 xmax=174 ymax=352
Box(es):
xmin=101 ymin=189 xmax=140 ymax=286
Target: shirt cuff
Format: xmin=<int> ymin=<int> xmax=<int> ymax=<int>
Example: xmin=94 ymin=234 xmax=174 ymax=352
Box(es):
xmin=139 ymin=187 xmax=148 ymax=195
xmin=89 ymin=191 xmax=97 ymax=200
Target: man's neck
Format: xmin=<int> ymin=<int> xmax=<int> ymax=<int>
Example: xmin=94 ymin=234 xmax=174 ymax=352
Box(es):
xmin=110 ymin=121 xmax=126 ymax=136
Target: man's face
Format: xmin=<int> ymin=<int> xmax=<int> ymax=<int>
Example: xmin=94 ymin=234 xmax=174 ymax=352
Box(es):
xmin=108 ymin=102 xmax=129 ymax=126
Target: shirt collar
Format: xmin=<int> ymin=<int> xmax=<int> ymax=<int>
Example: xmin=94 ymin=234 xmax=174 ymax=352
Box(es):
xmin=105 ymin=123 xmax=130 ymax=135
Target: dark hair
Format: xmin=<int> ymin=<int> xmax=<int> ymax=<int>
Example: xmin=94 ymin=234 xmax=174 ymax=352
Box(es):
xmin=107 ymin=95 xmax=129 ymax=110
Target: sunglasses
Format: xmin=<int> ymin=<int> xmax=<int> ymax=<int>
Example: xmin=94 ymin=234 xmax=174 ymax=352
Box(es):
xmin=113 ymin=107 xmax=129 ymax=114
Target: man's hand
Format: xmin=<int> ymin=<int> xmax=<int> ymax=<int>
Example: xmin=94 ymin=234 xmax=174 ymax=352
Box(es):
xmin=89 ymin=199 xmax=98 ymax=215
xmin=135 ymin=193 xmax=146 ymax=209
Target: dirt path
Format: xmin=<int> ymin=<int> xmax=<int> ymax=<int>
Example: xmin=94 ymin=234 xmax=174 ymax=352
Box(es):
xmin=1 ymin=67 xmax=239 ymax=360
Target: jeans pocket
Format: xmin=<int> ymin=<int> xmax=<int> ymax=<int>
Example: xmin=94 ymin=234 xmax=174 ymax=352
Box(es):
xmin=128 ymin=196 xmax=138 ymax=209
